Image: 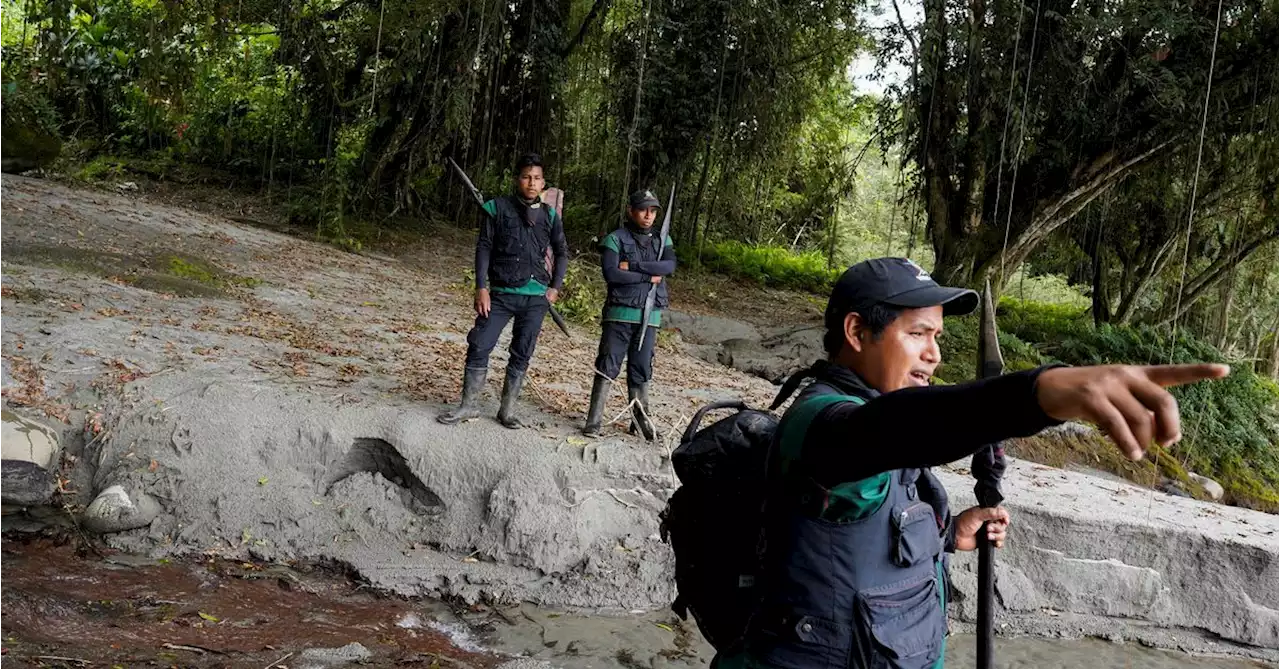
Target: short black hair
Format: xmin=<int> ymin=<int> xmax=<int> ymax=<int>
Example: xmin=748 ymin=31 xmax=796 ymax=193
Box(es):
xmin=823 ymin=302 xmax=904 ymax=356
xmin=514 ymin=153 xmax=544 ymax=175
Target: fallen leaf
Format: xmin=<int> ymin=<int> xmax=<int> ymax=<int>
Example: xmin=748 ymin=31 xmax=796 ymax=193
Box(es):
xmin=149 ymin=459 xmax=158 ymax=473
xmin=197 ymin=611 xmax=220 ymax=623
xmin=258 ymin=476 xmax=269 ymax=486
xmin=655 ymin=623 xmax=674 ymax=632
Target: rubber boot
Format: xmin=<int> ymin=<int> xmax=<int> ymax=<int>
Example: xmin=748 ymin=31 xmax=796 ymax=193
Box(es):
xmin=496 ymin=368 xmax=527 ymax=429
xmin=582 ymin=376 xmax=612 ymax=437
xmin=437 ymin=367 xmax=487 ymax=424
xmin=628 ymin=382 xmax=656 ymax=442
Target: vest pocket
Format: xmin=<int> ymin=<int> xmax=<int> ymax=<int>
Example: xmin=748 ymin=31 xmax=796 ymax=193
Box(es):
xmin=891 ymin=502 xmax=942 ymax=568
xmin=496 ymin=213 xmax=522 ymax=254
xmin=750 ymin=612 xmax=853 ymax=669
xmin=858 ymin=572 xmax=945 ymax=669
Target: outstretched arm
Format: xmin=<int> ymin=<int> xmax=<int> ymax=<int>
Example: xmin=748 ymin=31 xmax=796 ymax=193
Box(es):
xmin=801 ymin=369 xmax=1059 ymax=487
xmin=799 ymin=363 xmax=1230 ymax=488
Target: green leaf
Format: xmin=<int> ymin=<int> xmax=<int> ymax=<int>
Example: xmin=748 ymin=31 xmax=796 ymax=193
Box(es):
xmin=197 ymin=611 xmax=220 ymax=623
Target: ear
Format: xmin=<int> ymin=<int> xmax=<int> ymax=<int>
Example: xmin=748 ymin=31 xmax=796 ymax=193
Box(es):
xmin=844 ymin=312 xmax=866 ymax=353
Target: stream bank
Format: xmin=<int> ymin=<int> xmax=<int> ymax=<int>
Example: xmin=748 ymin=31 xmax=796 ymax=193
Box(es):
xmin=1 ymin=175 xmax=1276 ymax=665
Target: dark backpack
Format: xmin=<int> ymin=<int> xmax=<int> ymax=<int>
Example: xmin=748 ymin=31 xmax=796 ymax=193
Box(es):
xmin=658 ymin=400 xmax=779 ymax=651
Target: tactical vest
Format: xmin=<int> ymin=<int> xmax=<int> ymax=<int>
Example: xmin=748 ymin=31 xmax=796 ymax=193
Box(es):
xmin=486 ymin=195 xmax=556 ymax=289
xmin=743 ymin=381 xmax=951 ymax=669
xmin=606 ymin=226 xmax=670 ymax=309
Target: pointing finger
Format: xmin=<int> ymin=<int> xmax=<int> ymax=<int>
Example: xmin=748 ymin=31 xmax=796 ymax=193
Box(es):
xmin=1141 ymin=363 xmax=1230 ymax=388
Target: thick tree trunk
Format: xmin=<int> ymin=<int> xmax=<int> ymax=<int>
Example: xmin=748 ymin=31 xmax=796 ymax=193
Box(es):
xmin=1091 ymin=220 xmax=1112 ymax=325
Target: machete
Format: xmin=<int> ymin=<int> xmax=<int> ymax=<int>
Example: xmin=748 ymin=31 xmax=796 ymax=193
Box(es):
xmin=972 ymin=278 xmax=1007 ymax=669
xmin=633 ymin=185 xmax=676 ymax=353
xmin=446 ymin=157 xmax=571 ymax=338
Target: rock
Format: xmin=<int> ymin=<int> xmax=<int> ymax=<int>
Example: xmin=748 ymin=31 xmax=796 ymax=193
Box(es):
xmin=1155 ymin=478 xmax=1190 ymax=497
xmin=83 ymin=485 xmax=162 ymax=533
xmin=0 ymin=105 xmax=61 ymax=174
xmin=495 ymin=660 xmax=555 ymax=669
xmin=1187 ymin=472 xmax=1225 ymax=501
xmin=704 ymin=327 xmax=825 ymax=385
xmin=664 ymin=310 xmax=760 ymax=344
xmin=1 ymin=410 xmax=61 ymax=506
xmin=297 ymin=642 xmax=372 ymax=667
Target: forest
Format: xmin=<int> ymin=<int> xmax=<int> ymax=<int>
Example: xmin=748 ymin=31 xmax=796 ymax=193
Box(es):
xmin=1 ymin=0 xmax=1277 ymax=509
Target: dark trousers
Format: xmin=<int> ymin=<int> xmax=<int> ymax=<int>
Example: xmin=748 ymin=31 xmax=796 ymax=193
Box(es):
xmin=594 ymin=320 xmax=657 ymax=384
xmin=464 ymin=293 xmax=550 ymax=374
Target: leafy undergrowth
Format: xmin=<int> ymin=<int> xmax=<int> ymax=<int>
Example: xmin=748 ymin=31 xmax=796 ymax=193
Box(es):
xmin=932 ymin=298 xmax=1277 ymax=513
xmin=1004 ymin=428 xmax=1217 ymax=503
xmin=698 ymin=240 xmax=839 ymax=294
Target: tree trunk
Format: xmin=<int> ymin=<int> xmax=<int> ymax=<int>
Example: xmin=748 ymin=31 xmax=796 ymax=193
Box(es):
xmin=1259 ymin=312 xmax=1280 ymax=378
xmin=1091 ymin=220 xmax=1112 ymax=325
xmin=1113 ymin=235 xmax=1178 ymax=324
xmin=1214 ymin=275 xmax=1234 ymax=350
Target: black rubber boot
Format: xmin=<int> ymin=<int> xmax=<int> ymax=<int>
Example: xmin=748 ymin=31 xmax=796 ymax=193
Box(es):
xmin=497 ymin=368 xmax=528 ymax=429
xmin=628 ymin=382 xmax=656 ymax=442
xmin=582 ymin=376 xmax=612 ymax=437
xmin=437 ymin=367 xmax=487 ymax=424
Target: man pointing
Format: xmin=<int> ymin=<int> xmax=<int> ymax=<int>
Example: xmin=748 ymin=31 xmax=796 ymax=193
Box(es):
xmin=715 ymin=257 xmax=1228 ymax=669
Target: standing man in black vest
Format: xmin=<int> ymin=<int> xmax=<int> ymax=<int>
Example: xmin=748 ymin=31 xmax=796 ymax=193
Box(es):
xmin=582 ymin=190 xmax=677 ymax=440
xmin=438 ymin=153 xmax=569 ymax=429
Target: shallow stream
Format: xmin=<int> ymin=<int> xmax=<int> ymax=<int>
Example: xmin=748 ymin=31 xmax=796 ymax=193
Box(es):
xmin=1 ymin=537 xmax=1268 ymax=669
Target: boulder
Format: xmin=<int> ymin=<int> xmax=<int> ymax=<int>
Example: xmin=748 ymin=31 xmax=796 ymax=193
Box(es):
xmin=1187 ymin=471 xmax=1225 ymax=501
xmin=83 ymin=485 xmax=162 ymax=533
xmin=297 ymin=642 xmax=372 ymax=667
xmin=0 ymin=102 xmax=61 ymax=174
xmin=1 ymin=410 xmax=61 ymax=506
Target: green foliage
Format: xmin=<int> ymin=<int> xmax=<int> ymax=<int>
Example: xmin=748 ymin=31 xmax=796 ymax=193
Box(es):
xmin=699 ymin=241 xmax=839 ymax=294
xmin=996 ymin=297 xmax=1278 ymax=510
xmin=0 ymin=77 xmax=63 ymax=169
xmin=934 ymin=314 xmax=1048 ymax=385
xmin=554 ymin=258 xmax=606 ymax=327
xmin=1003 ymin=270 xmax=1092 ymax=310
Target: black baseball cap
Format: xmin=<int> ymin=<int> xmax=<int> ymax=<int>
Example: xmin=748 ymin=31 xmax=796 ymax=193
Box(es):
xmin=824 ymin=257 xmax=979 ymax=331
xmin=628 ymin=189 xmax=661 ymax=210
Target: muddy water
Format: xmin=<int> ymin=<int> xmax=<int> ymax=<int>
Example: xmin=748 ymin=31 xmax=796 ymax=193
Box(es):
xmin=0 ymin=538 xmax=1269 ymax=669
xmin=486 ymin=605 xmax=1273 ymax=669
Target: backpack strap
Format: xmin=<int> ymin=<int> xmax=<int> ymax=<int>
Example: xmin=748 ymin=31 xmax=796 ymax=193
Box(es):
xmin=769 ymin=361 xmax=825 ymax=410
xmin=682 ymin=400 xmax=750 ymax=444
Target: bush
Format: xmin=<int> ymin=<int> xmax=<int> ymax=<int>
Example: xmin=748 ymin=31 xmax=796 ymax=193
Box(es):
xmin=996 ymin=297 xmax=1279 ymax=512
xmin=0 ymin=79 xmax=62 ymax=171
xmin=554 ymin=257 xmax=606 ymax=327
xmin=700 ymin=240 xmax=839 ymax=294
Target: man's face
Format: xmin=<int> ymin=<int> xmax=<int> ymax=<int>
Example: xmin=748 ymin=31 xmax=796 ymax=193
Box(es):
xmin=628 ymin=206 xmax=658 ymax=228
xmin=516 ymin=166 xmax=544 ymax=201
xmin=847 ymin=305 xmax=944 ymax=392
